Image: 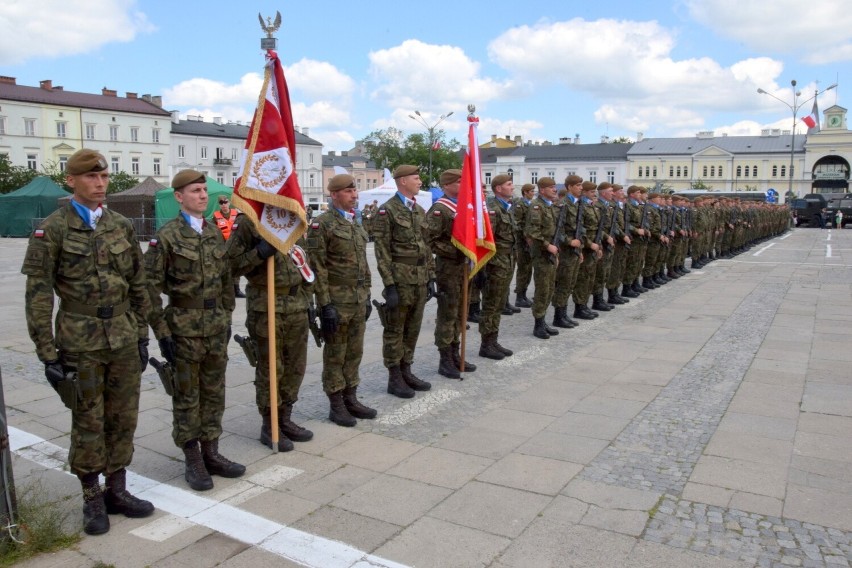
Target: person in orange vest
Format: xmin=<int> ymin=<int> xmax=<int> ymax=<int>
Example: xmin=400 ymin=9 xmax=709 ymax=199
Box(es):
xmin=213 ymin=196 xmax=245 ymax=297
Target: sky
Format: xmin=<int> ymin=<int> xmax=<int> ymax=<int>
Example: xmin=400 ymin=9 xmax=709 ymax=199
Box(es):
xmin=1 ymin=0 xmax=851 ymax=152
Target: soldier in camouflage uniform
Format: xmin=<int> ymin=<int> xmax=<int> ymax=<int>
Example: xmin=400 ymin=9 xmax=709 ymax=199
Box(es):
xmin=591 ymin=182 xmax=617 ymax=312
xmin=551 ymin=175 xmax=585 ymax=329
xmin=22 ymin=149 xmax=154 ymax=535
xmin=372 ymin=165 xmax=436 ymax=398
xmin=642 ymin=193 xmax=669 ymax=288
xmin=623 ymin=186 xmax=649 ymax=295
xmin=145 ymin=170 xmax=244 ymax=492
xmin=573 ymin=182 xmax=603 ymax=320
xmin=306 ymin=174 xmax=376 ymax=427
xmin=606 ymin=184 xmax=633 ymax=304
xmin=524 ymin=177 xmax=561 ymax=340
xmin=512 ymin=183 xmax=535 ymax=308
xmin=479 ymin=174 xmax=517 ymax=358
xmin=228 ymin=214 xmax=315 ymax=452
xmin=426 ymin=169 xmax=478 ymax=378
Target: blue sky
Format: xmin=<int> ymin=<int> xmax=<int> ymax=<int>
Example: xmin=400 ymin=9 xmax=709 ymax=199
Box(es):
xmin=1 ymin=0 xmax=850 ymax=151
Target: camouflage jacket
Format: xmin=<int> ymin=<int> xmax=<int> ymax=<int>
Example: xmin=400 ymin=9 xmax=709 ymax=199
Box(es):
xmin=144 ymin=215 xmax=234 ymax=339
xmin=372 ymin=194 xmax=435 ymax=287
xmin=581 ymin=198 xmax=600 ymax=249
xmin=513 ymin=197 xmax=532 ymax=240
xmin=227 ymin=214 xmax=312 ymax=314
xmin=524 ymin=195 xmax=557 ymax=256
xmin=426 ymin=198 xmax=465 ymax=263
xmin=21 ymin=204 xmax=150 ymax=362
xmin=306 ymin=208 xmax=371 ymax=307
xmin=486 ymin=196 xmax=517 ymax=256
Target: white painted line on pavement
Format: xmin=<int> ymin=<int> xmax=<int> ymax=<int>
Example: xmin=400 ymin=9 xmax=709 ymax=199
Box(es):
xmin=780 ymin=232 xmax=793 ymax=240
xmin=375 ymin=389 xmax=462 ymax=426
xmin=826 ymin=245 xmax=833 ymax=258
xmin=753 ymin=243 xmax=776 ymax=256
xmin=827 ymin=232 xmax=832 ymax=241
xmin=130 ymin=514 xmax=195 ymax=542
xmin=7 ymin=426 xmax=408 ymax=568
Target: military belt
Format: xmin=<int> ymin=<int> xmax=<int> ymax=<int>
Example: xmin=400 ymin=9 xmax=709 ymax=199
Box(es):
xmin=273 ymin=286 xmax=301 ymax=297
xmin=170 ymin=297 xmax=219 ymax=309
xmin=391 ymin=255 xmax=425 ymax=266
xmin=496 ymin=244 xmax=514 ymax=254
xmin=328 ymin=275 xmax=367 ymax=287
xmin=61 ymin=299 xmax=130 ymax=319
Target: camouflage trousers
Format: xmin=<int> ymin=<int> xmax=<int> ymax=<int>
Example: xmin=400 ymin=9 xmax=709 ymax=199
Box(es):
xmin=171 ymin=332 xmax=228 ymax=447
xmin=434 ymin=257 xmax=465 ymax=349
xmin=479 ymin=252 xmax=514 ymax=336
xmin=248 ymin=309 xmax=307 ymax=412
xmin=531 ymin=256 xmax=556 ymax=318
xmin=643 ymin=242 xmax=663 ymax=277
xmin=552 ymin=250 xmax=581 ymax=309
xmin=607 ymin=243 xmax=628 ymax=290
xmin=514 ymin=241 xmax=533 ymax=294
xmin=322 ymin=302 xmax=365 ymax=394
xmin=60 ymin=342 xmax=141 ymax=477
xmin=382 ymin=283 xmax=427 ymax=368
xmin=572 ymin=250 xmax=598 ymax=305
xmin=593 ymin=248 xmax=614 ymax=295
xmin=624 ymin=239 xmax=647 ymax=285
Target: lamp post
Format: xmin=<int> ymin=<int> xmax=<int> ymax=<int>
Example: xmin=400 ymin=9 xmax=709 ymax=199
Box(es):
xmin=757 ymin=80 xmax=837 ymax=198
xmin=408 ymin=110 xmax=454 ymax=185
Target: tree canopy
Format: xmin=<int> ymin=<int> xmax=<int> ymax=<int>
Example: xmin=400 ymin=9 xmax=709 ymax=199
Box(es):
xmin=0 ymin=156 xmax=138 ymax=195
xmin=363 ymin=127 xmax=463 ymax=186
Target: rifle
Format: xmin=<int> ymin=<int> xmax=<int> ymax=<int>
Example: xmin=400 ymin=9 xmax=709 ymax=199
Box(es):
xmin=234 ymin=334 xmax=258 ymax=367
xmin=45 ymin=364 xmax=78 ymax=410
xmin=549 ymin=201 xmax=569 ymax=264
xmin=149 ymin=357 xmax=175 ymax=396
xmin=307 ymin=303 xmax=323 ymax=347
xmin=593 ymin=203 xmax=607 ymax=247
xmin=606 ymin=204 xmax=618 ymax=251
xmin=573 ymin=199 xmax=585 ymax=256
xmin=623 ymin=202 xmax=632 ymax=250
xmin=639 ymin=201 xmax=650 ymax=239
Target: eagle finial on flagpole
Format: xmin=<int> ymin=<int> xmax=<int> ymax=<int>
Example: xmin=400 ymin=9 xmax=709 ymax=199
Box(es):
xmin=259 ymin=11 xmax=282 ymax=50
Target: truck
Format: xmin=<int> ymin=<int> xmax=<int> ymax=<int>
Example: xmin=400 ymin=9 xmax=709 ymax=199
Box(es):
xmin=825 ymin=193 xmax=852 ymax=228
xmin=790 ymin=194 xmax=826 ymax=227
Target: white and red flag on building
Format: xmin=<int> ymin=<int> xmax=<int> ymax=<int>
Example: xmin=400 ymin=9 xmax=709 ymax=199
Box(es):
xmin=802 ymin=98 xmax=820 ymax=133
xmin=232 ymin=50 xmax=307 ymax=253
xmin=432 ymin=139 xmax=442 ymax=151
xmin=451 ymin=112 xmax=495 ymax=277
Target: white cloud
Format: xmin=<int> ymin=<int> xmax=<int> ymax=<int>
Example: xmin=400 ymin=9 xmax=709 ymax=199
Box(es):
xmin=164 ymin=74 xmax=263 ymax=108
xmin=285 ymin=59 xmax=356 ymax=100
xmin=0 ymin=0 xmax=154 ymax=65
xmin=686 ymin=0 xmax=852 ymax=63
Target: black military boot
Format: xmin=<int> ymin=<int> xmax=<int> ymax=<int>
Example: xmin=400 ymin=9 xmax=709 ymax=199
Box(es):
xmin=509 ymin=302 xmax=521 ymax=314
xmin=680 ymin=264 xmax=691 ymax=274
xmin=642 ymin=276 xmax=657 ymax=289
xmin=622 ymin=284 xmax=639 ymax=298
xmin=607 ymin=289 xmax=625 ymax=305
xmin=635 ymin=278 xmax=649 ymax=293
xmin=80 ymin=473 xmax=109 ymax=536
xmin=493 ymin=333 xmax=515 ymax=355
xmin=401 ymin=361 xmax=432 ymax=391
xmin=654 ymin=273 xmax=667 ymax=285
xmin=278 ymin=403 xmax=313 ymax=442
xmin=592 ymin=294 xmax=613 ymax=311
xmin=104 ymin=468 xmax=154 ymax=518
xmin=574 ymin=303 xmax=596 ymax=320
xmin=260 ymin=413 xmax=295 ymax=451
xmin=387 ymin=366 xmax=416 ymax=398
xmin=542 ymin=320 xmax=559 ymax=336
xmin=552 ymin=306 xmax=575 ymax=328
xmin=343 ymin=385 xmax=377 ymax=419
xmin=201 ymin=439 xmax=247 ymax=478
xmin=451 ymin=342 xmax=476 ymax=372
xmin=615 ymin=287 xmax=630 ymax=302
xmin=234 ymin=283 xmax=246 ymax=298
xmin=438 ymin=346 xmax=461 ymax=379
xmin=479 ymin=333 xmax=505 ymax=359
xmin=328 ymin=391 xmax=357 ymax=426
xmin=533 ymin=318 xmax=550 ymax=339
xmin=467 ymin=302 xmax=481 ymax=323
xmin=514 ymin=291 xmax=532 ymax=308
xmin=182 ymin=439 xmax=214 ymax=490
xmin=502 ymin=302 xmax=515 ymax=315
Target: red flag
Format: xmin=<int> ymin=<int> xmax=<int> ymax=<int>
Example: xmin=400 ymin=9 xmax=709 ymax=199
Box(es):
xmin=802 ymin=98 xmax=820 ymax=132
xmin=452 ymin=113 xmax=495 ymax=276
xmin=432 ymin=139 xmax=441 ymax=151
xmin=232 ymin=50 xmax=307 ymax=253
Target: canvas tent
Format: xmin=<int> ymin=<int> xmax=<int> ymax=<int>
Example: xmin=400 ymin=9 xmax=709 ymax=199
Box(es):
xmin=0 ymin=176 xmax=70 ymax=237
xmin=357 ymin=173 xmax=433 ymax=211
xmin=154 ymin=177 xmax=233 ymax=229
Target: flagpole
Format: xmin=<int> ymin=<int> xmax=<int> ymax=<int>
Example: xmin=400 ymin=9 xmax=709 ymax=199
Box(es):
xmin=459 ymin=263 xmax=469 ymax=379
xmin=267 ymin=257 xmax=279 ymax=453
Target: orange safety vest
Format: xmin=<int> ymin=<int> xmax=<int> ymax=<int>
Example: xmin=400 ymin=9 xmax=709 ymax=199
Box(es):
xmin=213 ymin=208 xmax=238 ymax=240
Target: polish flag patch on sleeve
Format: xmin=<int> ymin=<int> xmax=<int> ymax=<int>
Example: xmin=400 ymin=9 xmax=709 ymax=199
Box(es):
xmin=311 ymin=222 xmax=320 ymax=229
xmin=378 ymin=209 xmax=387 ymax=215
xmin=149 ymin=238 xmax=158 ymax=247
xmin=34 ymin=229 xmax=45 ymax=238
xmin=433 ymin=210 xmax=442 ymax=216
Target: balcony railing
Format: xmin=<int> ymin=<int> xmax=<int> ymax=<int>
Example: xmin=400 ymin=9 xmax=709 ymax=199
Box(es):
xmin=213 ymin=158 xmax=233 ymax=166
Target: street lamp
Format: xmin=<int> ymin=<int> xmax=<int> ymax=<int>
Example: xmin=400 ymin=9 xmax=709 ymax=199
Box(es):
xmin=408 ymin=110 xmax=454 ymax=185
xmin=757 ymin=79 xmax=837 ymax=198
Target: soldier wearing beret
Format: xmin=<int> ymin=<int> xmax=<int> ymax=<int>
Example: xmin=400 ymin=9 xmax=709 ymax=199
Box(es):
xmin=591 ymin=182 xmax=617 ymax=312
xmin=145 ymin=170 xmax=245 ymax=492
xmin=641 ymin=192 xmax=668 ymax=288
xmin=551 ymin=175 xmax=585 ymax=328
xmin=478 ymin=174 xmax=517 ymax=358
xmin=572 ymin=182 xmax=604 ymax=320
xmin=512 ymin=183 xmax=536 ymax=308
xmin=372 ymin=165 xmax=435 ymax=398
xmin=22 ymin=149 xmax=154 ymax=535
xmin=426 ymin=169 xmax=478 ymax=378
xmin=306 ymin=174 xmax=376 ymax=426
xmin=524 ymin=177 xmax=562 ymax=339
xmin=606 ymin=184 xmax=633 ymax=303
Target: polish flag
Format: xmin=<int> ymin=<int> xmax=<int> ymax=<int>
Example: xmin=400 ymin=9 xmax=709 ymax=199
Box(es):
xmin=802 ymin=99 xmax=820 ymax=132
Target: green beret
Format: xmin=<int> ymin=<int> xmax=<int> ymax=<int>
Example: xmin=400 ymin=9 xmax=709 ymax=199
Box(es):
xmin=537 ymin=177 xmax=556 ymax=189
xmin=393 ymin=164 xmax=420 ymax=178
xmin=328 ymin=174 xmax=355 ymax=192
xmin=439 ymin=169 xmax=462 ymax=186
xmin=627 ymin=185 xmax=641 ymax=194
xmin=564 ymin=174 xmax=583 ymax=187
xmin=581 ymin=181 xmax=597 ymax=192
xmin=597 ymin=182 xmax=613 ymax=191
xmin=491 ymin=174 xmax=511 ymax=189
xmin=648 ymin=192 xmax=662 ymax=199
xmin=612 ymin=183 xmax=623 ymax=191
xmin=171 ymin=169 xmax=206 ymax=190
xmin=66 ymin=149 xmax=108 ymax=175
xmin=521 ymin=183 xmax=535 ymax=192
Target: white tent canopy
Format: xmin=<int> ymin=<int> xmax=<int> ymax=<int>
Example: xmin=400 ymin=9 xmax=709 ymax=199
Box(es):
xmin=358 ymin=186 xmax=432 ymax=211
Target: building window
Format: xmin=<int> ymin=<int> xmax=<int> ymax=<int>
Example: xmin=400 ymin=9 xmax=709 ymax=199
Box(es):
xmin=56 ymin=122 xmax=66 ymax=138
xmin=736 ymin=166 xmax=742 ymax=177
xmin=109 ymin=125 xmax=118 ymax=141
xmin=710 ymin=166 xmax=716 ymax=177
xmin=781 ymin=165 xmax=786 ymax=177
xmin=178 ymin=145 xmax=185 ymax=158
xmin=484 ymin=172 xmax=492 ymax=185
xmin=718 ymin=166 xmax=723 ymax=178
xmin=702 ymin=165 xmax=708 ymax=177
xmin=216 ymin=147 xmax=225 ymax=160
xmin=531 ymin=172 xmax=538 ymax=184
xmin=0 ymin=116 xmax=5 ymax=134
xmin=110 ymin=156 xmax=120 ymax=174
xmin=152 ymin=129 xmax=160 ymax=143
xmin=216 ymin=172 xmax=224 ymax=184
xmin=85 ymin=124 xmax=96 ymax=140
xmin=684 ymin=166 xmax=688 ymax=177
xmin=309 ymin=173 xmax=315 ymax=187
xmin=309 ymin=153 xmax=314 ymax=164
xmin=547 ymin=171 xmax=555 ymax=179
xmin=201 ymin=146 xmax=208 ymax=159
xmin=751 ymin=166 xmax=757 ymax=177
xmin=638 ymin=167 xmax=643 ymax=178
xmin=59 ymin=156 xmax=68 ymax=172
xmin=507 ymin=168 xmax=514 ymax=179
xmin=772 ymin=165 xmax=778 ymax=177
xmin=356 ymin=178 xmax=362 ymax=189
xmin=589 ymin=171 xmax=597 ymax=183
xmin=645 ymin=166 xmax=650 ymax=177
xmin=669 ymin=166 xmax=674 ymax=177
xmin=27 ymin=154 xmax=37 ymax=170
xmin=231 ymin=147 xmax=238 ymax=160
xmin=676 ymin=166 xmax=682 ymax=177
xmin=130 ymin=127 xmax=139 ymax=142
xmin=153 ymin=158 xmax=161 ymax=176
xmin=232 ymin=172 xmax=238 ymax=186
xmin=652 ymin=166 xmax=657 ymax=177
xmin=607 ymin=170 xmax=615 ymax=183
xmin=744 ymin=166 xmax=749 ymax=177
xmin=791 ymin=166 xmax=794 ymax=178
xmin=24 ymin=118 xmax=35 ymax=136
xmin=131 ymin=157 xmax=140 ymax=175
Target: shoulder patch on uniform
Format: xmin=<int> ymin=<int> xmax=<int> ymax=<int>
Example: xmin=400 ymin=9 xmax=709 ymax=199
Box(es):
xmin=232 ymin=223 xmax=239 ymax=230
xmin=533 ymin=205 xmax=540 ymax=210
xmin=433 ymin=210 xmax=442 ymax=216
xmin=378 ymin=209 xmax=387 ymax=215
xmin=149 ymin=238 xmax=158 ymax=247
xmin=488 ymin=210 xmax=496 ymax=215
xmin=34 ymin=229 xmax=45 ymax=238
xmin=311 ymin=222 xmax=320 ymax=229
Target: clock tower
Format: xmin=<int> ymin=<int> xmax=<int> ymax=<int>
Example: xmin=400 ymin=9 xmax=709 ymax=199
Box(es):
xmin=823 ymin=105 xmax=847 ymax=130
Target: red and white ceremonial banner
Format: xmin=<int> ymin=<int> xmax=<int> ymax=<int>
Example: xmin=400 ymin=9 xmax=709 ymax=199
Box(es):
xmin=802 ymin=98 xmax=820 ymax=133
xmin=452 ymin=113 xmax=495 ymax=277
xmin=232 ymin=50 xmax=307 ymax=253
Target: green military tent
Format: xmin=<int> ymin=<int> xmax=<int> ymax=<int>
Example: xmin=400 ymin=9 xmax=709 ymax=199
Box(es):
xmin=153 ymin=177 xmax=233 ymax=229
xmin=0 ymin=176 xmax=71 ymax=237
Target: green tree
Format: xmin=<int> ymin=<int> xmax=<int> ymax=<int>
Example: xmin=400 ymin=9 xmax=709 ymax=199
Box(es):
xmin=363 ymin=127 xmax=462 ymax=186
xmin=0 ymin=155 xmax=39 ymax=194
xmin=40 ymin=160 xmax=138 ymax=194
xmin=609 ymin=136 xmax=633 ymax=144
xmin=691 ymin=179 xmax=713 ymax=190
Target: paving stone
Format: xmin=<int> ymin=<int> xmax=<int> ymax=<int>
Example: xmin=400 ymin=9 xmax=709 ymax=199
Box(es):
xmin=331 ymin=474 xmax=452 ymax=526
xmin=476 ymin=452 xmax=582 ymax=495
